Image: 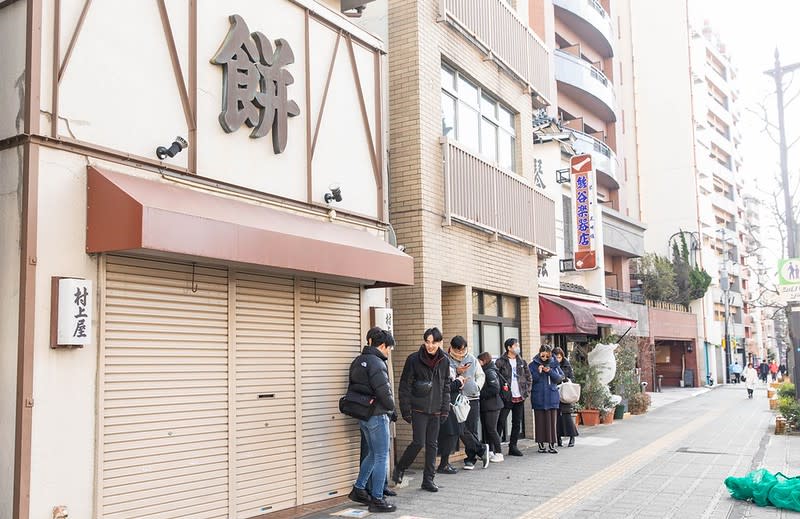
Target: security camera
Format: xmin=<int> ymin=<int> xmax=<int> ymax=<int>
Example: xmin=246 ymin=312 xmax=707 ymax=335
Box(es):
xmin=324 ymin=184 xmax=342 ymax=204
xmin=156 ymin=136 xmax=188 ymax=160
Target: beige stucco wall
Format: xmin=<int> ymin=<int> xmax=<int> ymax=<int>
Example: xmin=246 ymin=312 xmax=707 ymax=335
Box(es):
xmin=0 ymin=1 xmax=26 ymax=141
xmin=0 ymin=146 xmax=22 ymax=519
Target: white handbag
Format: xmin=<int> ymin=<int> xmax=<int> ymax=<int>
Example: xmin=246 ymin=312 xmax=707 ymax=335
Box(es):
xmin=559 ymin=379 xmax=581 ymax=405
xmin=452 ymin=393 xmax=470 ymax=423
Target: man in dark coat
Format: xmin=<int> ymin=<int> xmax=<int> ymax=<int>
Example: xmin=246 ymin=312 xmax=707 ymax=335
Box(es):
xmin=495 ymin=338 xmax=532 ymax=456
xmin=347 ymin=329 xmax=397 ymax=513
xmin=393 ymin=327 xmax=451 ymax=492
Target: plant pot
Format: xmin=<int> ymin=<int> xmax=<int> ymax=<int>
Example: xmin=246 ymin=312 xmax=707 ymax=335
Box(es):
xmin=600 ymin=411 xmax=614 ymax=425
xmin=768 ymin=389 xmax=776 ymax=399
xmin=770 ymin=397 xmax=778 ymax=410
xmin=614 ymin=404 xmax=625 ymax=420
xmin=776 ymin=415 xmax=786 ymax=434
xmin=578 ymin=409 xmax=600 ymax=426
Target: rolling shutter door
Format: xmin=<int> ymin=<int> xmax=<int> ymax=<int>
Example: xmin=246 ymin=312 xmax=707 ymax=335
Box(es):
xmin=234 ymin=272 xmax=297 ymax=517
xmin=102 ymin=256 xmax=229 ymax=519
xmin=299 ymin=280 xmax=362 ymax=503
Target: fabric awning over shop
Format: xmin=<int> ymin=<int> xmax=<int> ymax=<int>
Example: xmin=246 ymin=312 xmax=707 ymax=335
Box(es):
xmin=86 ymin=166 xmax=414 ymax=286
xmin=539 ymin=294 xmax=637 ymax=335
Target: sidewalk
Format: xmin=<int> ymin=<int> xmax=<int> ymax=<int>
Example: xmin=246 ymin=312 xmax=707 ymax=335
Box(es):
xmin=649 ymin=385 xmax=714 ymax=410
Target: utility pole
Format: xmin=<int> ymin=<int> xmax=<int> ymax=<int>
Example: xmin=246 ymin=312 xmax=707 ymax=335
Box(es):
xmin=764 ymin=48 xmax=800 ymax=399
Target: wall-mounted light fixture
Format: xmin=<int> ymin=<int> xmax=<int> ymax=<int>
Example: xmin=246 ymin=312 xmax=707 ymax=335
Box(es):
xmin=324 ymin=184 xmax=342 ymax=204
xmin=556 ymin=168 xmax=570 ymax=184
xmin=156 ymin=136 xmax=188 ymax=160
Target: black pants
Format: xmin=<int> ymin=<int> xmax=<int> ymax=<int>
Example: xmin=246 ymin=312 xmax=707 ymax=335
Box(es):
xmin=361 ymin=429 xmax=388 ymax=494
xmin=480 ymin=409 xmax=502 ymax=454
xmin=497 ymin=400 xmax=524 ymax=447
xmin=397 ymin=411 xmax=440 ymax=484
xmin=461 ymin=399 xmax=483 ymax=462
xmin=747 ymin=388 xmax=754 ymax=398
xmin=732 ymin=373 xmax=740 ymax=383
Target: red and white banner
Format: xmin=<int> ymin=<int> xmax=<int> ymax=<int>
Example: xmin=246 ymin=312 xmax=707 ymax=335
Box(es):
xmin=571 ymin=154 xmax=596 ymax=270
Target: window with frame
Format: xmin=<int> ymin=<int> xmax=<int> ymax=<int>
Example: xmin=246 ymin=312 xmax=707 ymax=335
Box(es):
xmin=472 ymin=290 xmax=521 ymax=359
xmin=441 ymin=65 xmax=516 ymax=172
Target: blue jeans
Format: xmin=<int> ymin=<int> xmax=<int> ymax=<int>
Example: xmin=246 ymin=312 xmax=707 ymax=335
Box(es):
xmin=355 ymin=413 xmax=390 ymax=499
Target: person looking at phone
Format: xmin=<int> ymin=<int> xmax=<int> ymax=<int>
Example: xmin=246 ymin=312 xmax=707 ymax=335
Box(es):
xmin=448 ymin=335 xmax=489 ymax=470
xmin=530 ymin=345 xmax=564 ymax=454
xmin=495 ymin=338 xmax=532 ymax=456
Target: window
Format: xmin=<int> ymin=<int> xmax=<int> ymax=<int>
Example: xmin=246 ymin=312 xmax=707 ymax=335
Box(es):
xmin=441 ymin=64 xmax=516 ymax=172
xmin=473 ymin=290 xmax=521 ymax=358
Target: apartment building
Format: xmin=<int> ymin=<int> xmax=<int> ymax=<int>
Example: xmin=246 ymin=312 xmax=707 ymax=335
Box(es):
xmin=529 ymin=0 xmax=645 ymax=363
xmin=623 ymin=2 xmax=755 ymax=386
xmin=386 ymin=0 xmax=556 ymax=448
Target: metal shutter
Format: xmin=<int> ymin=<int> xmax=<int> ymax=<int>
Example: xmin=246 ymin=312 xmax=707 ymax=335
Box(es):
xmin=234 ymin=272 xmax=297 ymax=517
xmin=298 ymin=280 xmax=362 ymax=503
xmin=102 ymin=256 xmax=229 ymax=519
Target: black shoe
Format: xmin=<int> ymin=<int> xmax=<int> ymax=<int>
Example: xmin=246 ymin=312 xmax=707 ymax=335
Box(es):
xmin=421 ymin=480 xmax=439 ymax=492
xmin=557 ymin=437 xmax=563 ymax=447
xmin=348 ymin=486 xmax=371 ymax=505
xmin=383 ymin=487 xmax=397 ymax=497
xmin=538 ymin=443 xmax=547 ymax=453
xmin=568 ymin=437 xmax=575 ymax=447
xmin=437 ymin=464 xmax=458 ymax=474
xmin=369 ymin=497 xmax=397 ymax=513
xmin=508 ymin=446 xmax=524 ymax=456
xmin=391 ymin=466 xmax=404 ymax=485
xmin=547 ymin=444 xmax=558 ymax=454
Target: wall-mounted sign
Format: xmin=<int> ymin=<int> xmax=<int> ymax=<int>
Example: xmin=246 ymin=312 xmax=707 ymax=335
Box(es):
xmin=571 ymin=154 xmax=597 ymax=270
xmin=371 ymin=307 xmax=394 ymax=333
xmin=51 ymin=277 xmax=93 ymax=348
xmin=212 ymin=14 xmax=300 ymax=154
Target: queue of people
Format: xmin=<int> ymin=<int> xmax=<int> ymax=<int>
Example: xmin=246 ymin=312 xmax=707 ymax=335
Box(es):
xmin=346 ymin=327 xmax=580 ymax=513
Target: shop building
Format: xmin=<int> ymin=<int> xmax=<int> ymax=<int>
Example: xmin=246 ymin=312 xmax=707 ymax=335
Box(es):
xmin=0 ymin=1 xmax=411 ymax=518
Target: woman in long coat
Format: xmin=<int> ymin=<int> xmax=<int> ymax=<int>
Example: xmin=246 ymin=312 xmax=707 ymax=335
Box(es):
xmin=554 ymin=347 xmax=578 ymax=447
xmin=744 ymin=362 xmax=758 ymax=399
xmin=529 ymin=345 xmax=564 ymax=453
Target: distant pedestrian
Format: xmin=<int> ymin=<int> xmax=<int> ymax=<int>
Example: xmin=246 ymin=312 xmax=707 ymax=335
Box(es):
xmin=553 ymin=347 xmax=578 ymax=448
xmin=394 ymin=327 xmax=450 ymax=493
xmin=779 ymin=363 xmax=788 ymax=377
xmin=347 ymin=329 xmax=397 ymax=513
xmin=477 ymin=352 xmax=504 ymax=462
xmin=744 ymin=363 xmax=758 ymax=399
xmin=530 ymin=345 xmax=564 ymax=454
xmin=729 ymin=361 xmax=742 ymax=383
xmin=495 ymin=338 xmax=532 ymax=457
xmin=770 ymin=361 xmax=779 ymax=382
xmin=759 ymin=360 xmax=770 ymax=383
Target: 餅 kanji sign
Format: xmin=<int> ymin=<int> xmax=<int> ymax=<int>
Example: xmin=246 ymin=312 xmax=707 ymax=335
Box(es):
xmin=212 ymin=14 xmax=300 ymax=154
xmin=778 ymin=258 xmax=800 ymax=303
xmin=571 ymin=154 xmax=597 ymax=270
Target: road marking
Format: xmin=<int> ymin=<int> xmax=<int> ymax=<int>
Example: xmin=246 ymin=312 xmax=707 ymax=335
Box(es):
xmin=515 ymin=407 xmax=727 ymax=519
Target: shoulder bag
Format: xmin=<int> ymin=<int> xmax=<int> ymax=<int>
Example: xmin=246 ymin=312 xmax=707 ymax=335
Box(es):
xmin=452 ymin=393 xmax=470 ymax=423
xmin=559 ymin=379 xmax=581 ymax=405
xmin=339 ymin=390 xmax=375 ymax=420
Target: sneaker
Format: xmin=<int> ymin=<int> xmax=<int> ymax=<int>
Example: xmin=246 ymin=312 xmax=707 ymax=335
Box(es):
xmin=481 ymin=444 xmax=490 ymax=468
xmin=369 ymin=497 xmax=397 ymax=513
xmin=463 ymin=461 xmax=475 ymax=470
xmin=508 ymin=446 xmax=523 ymax=457
xmin=490 ymin=452 xmax=504 ymax=463
xmin=391 ymin=466 xmax=404 ymax=485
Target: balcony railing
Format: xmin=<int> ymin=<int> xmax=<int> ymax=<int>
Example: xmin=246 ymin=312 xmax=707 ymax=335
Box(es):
xmin=441 ymin=137 xmax=556 ymax=253
xmin=606 ymin=288 xmax=645 ymax=305
xmin=439 ymin=0 xmax=552 ymax=103
xmin=646 ymin=299 xmax=691 ymax=313
xmin=552 ymin=0 xmax=614 ymax=57
xmin=554 ymin=49 xmax=616 ymax=121
xmin=571 ymin=129 xmax=617 ymax=185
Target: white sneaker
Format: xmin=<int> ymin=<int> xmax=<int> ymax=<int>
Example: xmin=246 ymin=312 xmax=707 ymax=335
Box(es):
xmin=463 ymin=461 xmax=475 ymax=470
xmin=490 ymin=453 xmax=504 ymax=463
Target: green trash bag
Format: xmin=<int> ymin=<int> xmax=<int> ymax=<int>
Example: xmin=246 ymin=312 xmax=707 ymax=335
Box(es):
xmin=768 ymin=473 xmax=800 ymax=512
xmin=724 ymin=469 xmax=780 ymax=507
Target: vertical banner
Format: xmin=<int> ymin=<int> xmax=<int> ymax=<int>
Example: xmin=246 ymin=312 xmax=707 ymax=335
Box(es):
xmin=571 ymin=154 xmax=597 ymax=270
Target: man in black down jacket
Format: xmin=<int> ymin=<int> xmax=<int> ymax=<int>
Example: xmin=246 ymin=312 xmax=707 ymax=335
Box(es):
xmin=392 ymin=327 xmax=450 ymax=492
xmin=347 ymin=330 xmax=397 ymax=513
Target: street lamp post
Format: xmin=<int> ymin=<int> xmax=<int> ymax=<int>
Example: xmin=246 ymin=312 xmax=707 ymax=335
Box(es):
xmin=721 ymin=270 xmax=732 ymax=384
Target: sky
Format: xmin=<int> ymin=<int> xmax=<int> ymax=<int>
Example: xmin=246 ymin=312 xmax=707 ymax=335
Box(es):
xmin=690 ymin=0 xmax=800 ymax=271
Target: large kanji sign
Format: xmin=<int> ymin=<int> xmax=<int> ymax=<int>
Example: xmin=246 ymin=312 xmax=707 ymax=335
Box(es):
xmin=572 ymin=154 xmax=596 ymax=270
xmin=212 ymin=14 xmax=300 ymax=154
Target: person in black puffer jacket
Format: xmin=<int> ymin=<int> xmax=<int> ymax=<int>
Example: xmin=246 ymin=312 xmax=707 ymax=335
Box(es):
xmin=347 ymin=330 xmax=397 ymax=513
xmin=478 ymin=352 xmax=504 ymax=462
xmin=393 ymin=327 xmax=451 ymax=493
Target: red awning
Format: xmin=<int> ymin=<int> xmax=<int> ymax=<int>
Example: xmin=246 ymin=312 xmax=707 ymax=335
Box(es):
xmin=86 ymin=166 xmax=414 ymax=286
xmin=539 ymin=295 xmax=638 ymax=335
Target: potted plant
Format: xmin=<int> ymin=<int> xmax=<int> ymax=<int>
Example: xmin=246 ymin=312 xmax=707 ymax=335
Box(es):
xmin=628 ymin=391 xmax=651 ymax=415
xmin=599 ymin=387 xmax=616 ymax=424
xmin=573 ymin=361 xmax=605 ymax=426
xmin=610 ymin=336 xmax=640 ymax=414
